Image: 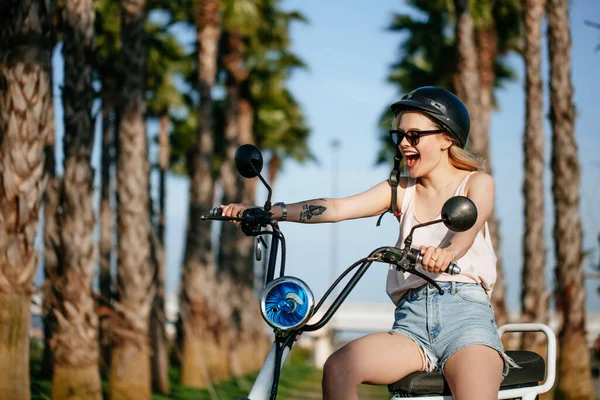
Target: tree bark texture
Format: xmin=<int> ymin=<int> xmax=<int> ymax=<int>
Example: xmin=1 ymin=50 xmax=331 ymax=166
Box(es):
xmin=219 ymin=31 xmax=248 ymax=284
xmin=110 ymin=1 xmax=153 ymax=398
xmin=547 ymin=0 xmax=594 ymax=397
xmin=180 ymin=0 xmax=223 ymax=388
xmin=50 ymin=1 xmax=102 ymax=398
xmin=520 ymin=0 xmax=549 ymax=355
xmin=41 ymin=79 xmax=59 ymax=380
xmin=99 ymin=78 xmax=115 ymax=376
xmin=149 ymin=226 xmax=170 ymax=394
xmin=219 ymin=29 xmax=268 ymax=377
xmin=453 ymin=0 xmax=507 ymax=325
xmin=0 ymin=1 xmax=52 ymax=399
xmin=150 ymin=113 xmax=170 ymax=394
xmin=476 ymin=18 xmax=508 ymax=327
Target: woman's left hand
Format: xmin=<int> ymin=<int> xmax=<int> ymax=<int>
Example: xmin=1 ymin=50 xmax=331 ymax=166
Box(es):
xmin=419 ymin=246 xmax=455 ymax=274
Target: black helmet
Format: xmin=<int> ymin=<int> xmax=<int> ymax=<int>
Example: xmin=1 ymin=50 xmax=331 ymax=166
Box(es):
xmin=390 ymin=86 xmax=470 ymax=148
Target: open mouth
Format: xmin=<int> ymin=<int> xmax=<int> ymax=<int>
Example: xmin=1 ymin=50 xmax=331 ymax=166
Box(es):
xmin=404 ymin=152 xmax=420 ymax=169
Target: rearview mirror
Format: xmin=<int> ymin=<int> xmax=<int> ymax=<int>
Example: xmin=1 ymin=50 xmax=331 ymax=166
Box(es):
xmin=441 ymin=196 xmax=478 ymax=232
xmin=235 ymin=144 xmax=264 ymax=178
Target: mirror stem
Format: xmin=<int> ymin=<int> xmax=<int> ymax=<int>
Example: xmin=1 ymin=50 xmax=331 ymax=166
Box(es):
xmin=404 ymin=218 xmax=445 ymax=249
xmin=251 ymin=164 xmax=273 ymax=212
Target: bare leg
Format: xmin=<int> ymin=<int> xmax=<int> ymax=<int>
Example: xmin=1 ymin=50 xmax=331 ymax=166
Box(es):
xmin=321 ymin=332 xmax=424 ymax=400
xmin=443 ymin=344 xmax=503 ymax=400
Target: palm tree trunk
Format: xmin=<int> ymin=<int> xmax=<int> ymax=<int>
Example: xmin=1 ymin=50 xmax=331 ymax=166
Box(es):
xmin=0 ymin=2 xmax=53 ymax=399
xmin=453 ymin=0 xmax=481 ymax=140
xmin=110 ymin=1 xmax=154 ymax=399
xmin=239 ymin=89 xmax=268 ymax=372
xmin=547 ymin=0 xmax=594 ymax=397
xmin=50 ymin=1 xmax=102 ymax=398
xmin=453 ymin=0 xmax=508 ymax=324
xmin=477 ymin=23 xmax=509 ymax=328
xmin=220 ymin=29 xmax=267 ymax=377
xmin=268 ymin=153 xmax=281 ymax=190
xmin=219 ymin=71 xmax=245 ymax=380
xmin=41 ymin=83 xmax=59 ymax=380
xmin=150 ymin=113 xmax=170 ymax=394
xmin=99 ymin=79 xmax=115 ymax=377
xmin=521 ymin=0 xmax=548 ymax=357
xmin=158 ymin=114 xmax=169 ymax=246
xmin=179 ymin=0 xmax=222 ymax=388
xmin=215 ymin=70 xmax=244 ymax=382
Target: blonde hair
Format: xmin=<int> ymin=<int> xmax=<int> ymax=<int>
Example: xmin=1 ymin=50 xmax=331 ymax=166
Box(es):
xmin=392 ymin=111 xmax=482 ymax=172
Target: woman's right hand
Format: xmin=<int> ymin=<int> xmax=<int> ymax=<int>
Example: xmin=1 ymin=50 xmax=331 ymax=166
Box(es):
xmin=220 ymin=203 xmax=253 ymax=222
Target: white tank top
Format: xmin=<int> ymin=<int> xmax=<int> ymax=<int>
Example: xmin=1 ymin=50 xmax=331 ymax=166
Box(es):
xmin=386 ymin=172 xmax=497 ymax=305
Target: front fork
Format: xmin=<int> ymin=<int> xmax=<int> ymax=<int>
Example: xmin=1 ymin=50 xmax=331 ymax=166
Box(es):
xmin=244 ymin=337 xmax=294 ymax=400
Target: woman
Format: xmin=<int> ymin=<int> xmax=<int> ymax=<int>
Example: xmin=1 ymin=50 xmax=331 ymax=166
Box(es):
xmin=221 ymin=86 xmax=515 ymax=400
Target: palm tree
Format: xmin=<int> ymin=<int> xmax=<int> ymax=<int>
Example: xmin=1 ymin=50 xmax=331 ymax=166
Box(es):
xmin=145 ymin=18 xmax=188 ymax=392
xmin=547 ymin=0 xmax=594 ymax=397
xmin=452 ymin=0 xmax=514 ymax=327
xmin=250 ymin=5 xmax=313 ymax=189
xmin=0 ymin=1 xmax=53 ymax=399
xmin=179 ymin=0 xmax=223 ymax=388
xmin=109 ymin=0 xmax=154 ymax=398
xmin=98 ymin=76 xmax=115 ymax=377
xmin=216 ymin=0 xmax=314 ymax=376
xmin=217 ymin=0 xmax=262 ymax=379
xmin=520 ymin=0 xmax=548 ymax=356
xmin=150 ymin=100 xmax=171 ymax=394
xmin=49 ymin=1 xmax=102 ymax=398
xmin=41 ymin=31 xmax=59 ymax=376
xmin=240 ymin=2 xmax=313 ymax=371
xmin=41 ymin=96 xmax=60 ymax=380
xmin=94 ymin=0 xmax=122 ymax=376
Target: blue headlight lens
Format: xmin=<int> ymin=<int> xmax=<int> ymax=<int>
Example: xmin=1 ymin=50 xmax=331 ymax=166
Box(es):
xmin=260 ymin=277 xmax=314 ymax=331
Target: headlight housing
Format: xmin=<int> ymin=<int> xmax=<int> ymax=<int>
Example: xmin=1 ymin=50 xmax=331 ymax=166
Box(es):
xmin=260 ymin=276 xmax=314 ymax=332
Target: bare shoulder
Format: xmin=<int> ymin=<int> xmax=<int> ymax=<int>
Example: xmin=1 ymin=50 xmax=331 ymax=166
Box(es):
xmin=465 ymin=171 xmax=495 ymax=194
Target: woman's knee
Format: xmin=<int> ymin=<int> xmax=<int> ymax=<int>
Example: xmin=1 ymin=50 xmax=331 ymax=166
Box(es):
xmin=323 ymin=351 xmax=345 ymax=381
xmin=322 ymin=348 xmax=357 ymax=387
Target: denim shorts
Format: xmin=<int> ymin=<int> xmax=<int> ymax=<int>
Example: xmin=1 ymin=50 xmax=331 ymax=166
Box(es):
xmin=390 ymin=282 xmax=517 ymax=377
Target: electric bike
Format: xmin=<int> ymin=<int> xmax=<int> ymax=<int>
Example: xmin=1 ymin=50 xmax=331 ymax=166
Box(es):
xmin=202 ymin=144 xmax=556 ymax=400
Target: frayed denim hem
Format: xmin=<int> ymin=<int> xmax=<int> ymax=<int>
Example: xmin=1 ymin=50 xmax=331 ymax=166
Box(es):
xmin=388 ymin=329 xmax=438 ymax=373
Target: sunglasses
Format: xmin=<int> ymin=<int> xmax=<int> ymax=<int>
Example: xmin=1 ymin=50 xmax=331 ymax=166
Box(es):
xmin=389 ymin=129 xmax=444 ymax=146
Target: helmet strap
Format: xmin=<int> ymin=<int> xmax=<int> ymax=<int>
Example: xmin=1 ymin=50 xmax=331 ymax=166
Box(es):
xmin=376 ymin=150 xmax=403 ymax=226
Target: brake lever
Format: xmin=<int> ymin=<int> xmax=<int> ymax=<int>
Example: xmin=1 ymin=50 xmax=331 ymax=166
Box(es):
xmin=255 ymin=236 xmax=268 ymax=261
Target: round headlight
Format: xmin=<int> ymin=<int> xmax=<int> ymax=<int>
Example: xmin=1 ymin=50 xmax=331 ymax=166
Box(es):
xmin=260 ymin=277 xmax=314 ymax=332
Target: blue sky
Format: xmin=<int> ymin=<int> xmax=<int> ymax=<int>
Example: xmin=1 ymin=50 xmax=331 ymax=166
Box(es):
xmin=42 ymin=0 xmax=600 ymax=313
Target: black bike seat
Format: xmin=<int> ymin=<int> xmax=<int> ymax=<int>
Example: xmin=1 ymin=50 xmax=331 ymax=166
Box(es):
xmin=388 ymin=350 xmax=545 ymax=396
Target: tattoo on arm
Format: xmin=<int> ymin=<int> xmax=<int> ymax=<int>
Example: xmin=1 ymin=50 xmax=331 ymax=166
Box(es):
xmin=299 ymin=204 xmax=327 ymax=222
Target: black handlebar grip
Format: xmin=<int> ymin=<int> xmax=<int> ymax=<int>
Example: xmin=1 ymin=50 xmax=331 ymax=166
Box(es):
xmin=209 ymin=206 xmax=223 ymax=217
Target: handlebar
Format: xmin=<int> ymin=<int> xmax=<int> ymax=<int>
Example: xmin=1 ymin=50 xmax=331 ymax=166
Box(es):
xmin=408 ymin=248 xmax=461 ymax=275
xmin=202 ymin=207 xmax=460 ymax=292
xmin=203 ymin=206 xmax=274 ymax=237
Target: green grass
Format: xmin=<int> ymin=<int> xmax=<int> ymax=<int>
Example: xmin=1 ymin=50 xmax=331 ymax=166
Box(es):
xmin=29 ymin=346 xmax=376 ymax=399
xmin=30 ymin=342 xmax=390 ymax=399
